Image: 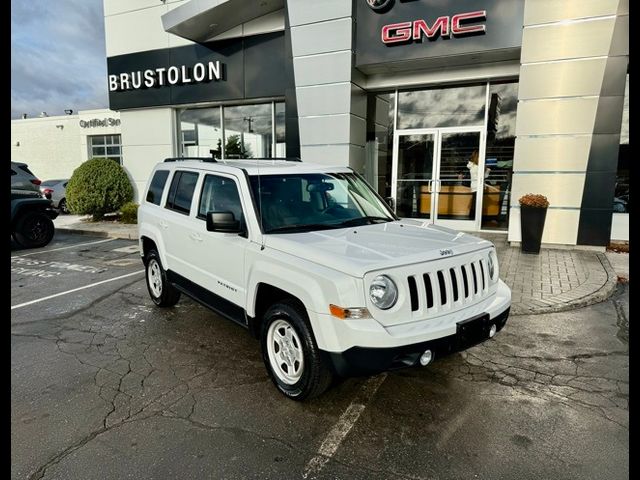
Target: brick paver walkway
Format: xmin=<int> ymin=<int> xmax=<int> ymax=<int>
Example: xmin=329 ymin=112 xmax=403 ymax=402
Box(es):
xmin=477 ymin=233 xmax=617 ymax=315
xmin=55 ymin=218 xmax=617 ymax=316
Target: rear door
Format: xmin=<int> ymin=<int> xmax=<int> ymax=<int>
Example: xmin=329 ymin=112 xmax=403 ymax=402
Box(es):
xmin=162 ymin=169 xmax=201 ymax=279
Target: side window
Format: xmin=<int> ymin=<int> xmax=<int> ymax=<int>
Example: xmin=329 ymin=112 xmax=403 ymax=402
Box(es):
xmin=198 ymin=175 xmax=244 ymax=222
xmin=146 ymin=170 xmax=170 ymax=205
xmin=165 ymin=171 xmax=199 ymax=215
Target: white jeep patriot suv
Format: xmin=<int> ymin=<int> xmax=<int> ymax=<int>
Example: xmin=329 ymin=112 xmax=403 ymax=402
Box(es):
xmin=139 ymin=157 xmax=511 ymax=400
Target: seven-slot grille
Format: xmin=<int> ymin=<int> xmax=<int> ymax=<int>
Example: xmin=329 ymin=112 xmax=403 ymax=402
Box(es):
xmin=407 ymin=257 xmax=490 ymax=314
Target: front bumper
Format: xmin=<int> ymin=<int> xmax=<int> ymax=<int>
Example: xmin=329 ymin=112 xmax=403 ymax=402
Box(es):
xmin=326 ymin=307 xmax=510 ymax=377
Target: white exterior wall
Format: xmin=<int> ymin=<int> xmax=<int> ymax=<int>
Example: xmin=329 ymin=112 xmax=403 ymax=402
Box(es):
xmin=119 ymin=108 xmax=176 ymax=201
xmin=11 ymin=109 xmax=121 ymax=181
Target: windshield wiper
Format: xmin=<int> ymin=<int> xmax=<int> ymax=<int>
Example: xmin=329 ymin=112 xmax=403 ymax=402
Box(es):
xmin=336 ymin=216 xmax=393 ymax=227
xmin=265 ymin=223 xmax=341 ymax=234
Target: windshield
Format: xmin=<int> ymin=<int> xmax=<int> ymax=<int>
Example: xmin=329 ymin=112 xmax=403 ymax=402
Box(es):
xmin=249 ymin=172 xmax=397 ymax=233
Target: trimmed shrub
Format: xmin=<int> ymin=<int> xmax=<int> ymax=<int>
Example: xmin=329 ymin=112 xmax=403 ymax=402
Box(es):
xmin=120 ymin=202 xmax=139 ymax=224
xmin=66 ymin=158 xmax=134 ymax=220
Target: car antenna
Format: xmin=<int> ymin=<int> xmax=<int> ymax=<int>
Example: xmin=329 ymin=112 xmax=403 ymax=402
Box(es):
xmin=256 ymin=156 xmax=265 ymax=250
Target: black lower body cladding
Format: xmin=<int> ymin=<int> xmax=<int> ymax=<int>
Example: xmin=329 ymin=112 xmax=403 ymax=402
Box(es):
xmin=326 ymin=308 xmax=510 ymax=377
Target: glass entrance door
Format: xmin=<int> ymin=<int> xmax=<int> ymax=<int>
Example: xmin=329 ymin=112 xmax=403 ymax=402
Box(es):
xmin=392 ymin=128 xmax=484 ymax=230
xmin=392 ymin=133 xmax=436 ymax=220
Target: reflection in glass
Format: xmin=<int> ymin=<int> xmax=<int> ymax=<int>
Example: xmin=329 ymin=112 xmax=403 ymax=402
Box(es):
xmin=438 ymin=132 xmax=482 ymax=221
xmin=397 ymin=84 xmax=486 ymax=129
xmin=614 ymin=73 xmax=629 ymax=213
xmin=365 ymin=93 xmax=395 ymax=197
xmin=482 ymin=81 xmax=518 ymax=230
xmin=275 ymin=102 xmax=286 ymax=157
xmin=224 ymin=104 xmax=273 ymax=159
xmin=179 ymin=107 xmax=222 ymax=158
xmin=396 ymin=134 xmax=435 ymax=219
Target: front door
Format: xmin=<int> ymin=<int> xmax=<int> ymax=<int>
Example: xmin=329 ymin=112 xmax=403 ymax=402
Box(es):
xmin=392 ymin=128 xmax=485 ymax=231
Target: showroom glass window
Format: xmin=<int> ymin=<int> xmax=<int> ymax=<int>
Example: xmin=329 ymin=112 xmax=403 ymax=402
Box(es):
xmin=224 ymin=104 xmax=272 ymax=158
xmin=614 ymin=73 xmax=629 ymax=213
xmin=177 ymin=102 xmax=285 ymax=159
xmin=89 ymin=135 xmax=122 ymax=164
xmin=397 ymin=84 xmax=486 ymax=129
xmin=179 ymin=107 xmax=222 ymax=158
xmin=481 ymin=81 xmax=518 ymax=231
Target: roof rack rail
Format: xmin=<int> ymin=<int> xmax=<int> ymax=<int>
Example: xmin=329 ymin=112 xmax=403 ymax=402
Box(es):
xmin=164 ymin=157 xmax=218 ymax=163
xmin=243 ymin=157 xmax=302 ymax=162
xmin=163 ymin=156 xmax=303 ymax=164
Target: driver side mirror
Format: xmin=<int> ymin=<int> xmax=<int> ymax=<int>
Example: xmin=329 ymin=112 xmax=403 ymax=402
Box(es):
xmin=206 ymin=211 xmax=241 ymax=233
xmin=385 ymin=197 xmax=395 ymax=210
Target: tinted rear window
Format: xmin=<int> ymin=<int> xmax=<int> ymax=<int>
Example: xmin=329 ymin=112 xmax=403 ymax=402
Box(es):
xmin=42 ymin=180 xmax=58 ymax=187
xmin=165 ymin=171 xmax=199 ymax=214
xmin=18 ymin=165 xmax=35 ymax=176
xmin=146 ymin=170 xmax=170 ymax=205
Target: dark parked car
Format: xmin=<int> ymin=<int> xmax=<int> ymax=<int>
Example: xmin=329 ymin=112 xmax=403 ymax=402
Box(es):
xmin=11 ymin=188 xmax=58 ymax=248
xmin=11 ymin=161 xmax=42 ymax=192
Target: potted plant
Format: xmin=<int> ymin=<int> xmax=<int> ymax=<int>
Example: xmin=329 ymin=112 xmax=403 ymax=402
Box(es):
xmin=519 ymin=193 xmax=549 ymax=254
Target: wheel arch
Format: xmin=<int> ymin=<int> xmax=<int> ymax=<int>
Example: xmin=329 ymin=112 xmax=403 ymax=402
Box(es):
xmin=249 ymin=283 xmax=308 ymax=339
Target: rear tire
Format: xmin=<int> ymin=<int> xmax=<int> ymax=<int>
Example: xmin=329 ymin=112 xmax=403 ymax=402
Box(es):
xmin=58 ymin=198 xmax=69 ymax=214
xmin=261 ymin=300 xmax=333 ymax=400
xmin=144 ymin=249 xmax=181 ymax=307
xmin=13 ymin=211 xmax=55 ymax=248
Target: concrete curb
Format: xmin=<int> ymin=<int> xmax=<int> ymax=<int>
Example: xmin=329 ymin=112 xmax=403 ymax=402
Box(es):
xmin=56 ymin=224 xmax=618 ymax=316
xmin=55 ymin=226 xmax=138 ymax=241
xmin=511 ymin=252 xmax=618 ymax=316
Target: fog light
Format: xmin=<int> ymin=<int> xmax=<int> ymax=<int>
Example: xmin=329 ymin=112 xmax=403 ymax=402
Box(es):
xmin=489 ymin=324 xmax=497 ymax=338
xmin=419 ymin=350 xmax=433 ymax=366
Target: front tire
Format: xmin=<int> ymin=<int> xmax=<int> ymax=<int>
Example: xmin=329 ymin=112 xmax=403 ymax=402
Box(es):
xmin=144 ymin=249 xmax=181 ymax=307
xmin=13 ymin=211 xmax=55 ymax=248
xmin=261 ymin=300 xmax=333 ymax=400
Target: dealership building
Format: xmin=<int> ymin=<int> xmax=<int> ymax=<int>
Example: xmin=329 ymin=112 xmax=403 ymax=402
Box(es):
xmin=102 ymin=0 xmax=629 ymax=246
xmin=11 ymin=109 xmax=122 ymax=181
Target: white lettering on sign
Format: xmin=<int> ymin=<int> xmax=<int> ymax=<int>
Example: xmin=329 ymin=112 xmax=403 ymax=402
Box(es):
xmin=381 ymin=10 xmax=486 ymax=44
xmin=108 ymin=61 xmax=224 ymax=92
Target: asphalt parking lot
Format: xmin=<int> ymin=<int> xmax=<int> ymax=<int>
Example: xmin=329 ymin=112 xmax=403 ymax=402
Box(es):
xmin=12 ymin=232 xmax=629 ymax=480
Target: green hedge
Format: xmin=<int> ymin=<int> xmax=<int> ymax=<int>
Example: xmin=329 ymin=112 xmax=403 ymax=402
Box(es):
xmin=119 ymin=201 xmax=139 ymax=224
xmin=66 ymin=158 xmax=134 ymax=221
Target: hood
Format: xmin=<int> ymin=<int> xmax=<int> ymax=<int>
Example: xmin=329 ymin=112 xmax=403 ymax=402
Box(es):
xmin=265 ymin=219 xmax=493 ymax=277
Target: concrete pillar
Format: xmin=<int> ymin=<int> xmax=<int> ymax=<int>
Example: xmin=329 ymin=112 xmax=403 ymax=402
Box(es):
xmin=509 ymin=0 xmax=629 ymax=246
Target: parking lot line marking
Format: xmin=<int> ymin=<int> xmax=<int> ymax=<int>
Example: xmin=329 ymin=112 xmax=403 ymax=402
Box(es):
xmin=11 ymin=270 xmax=144 ymax=310
xmin=13 ymin=238 xmax=115 ymax=257
xmin=302 ymin=374 xmax=387 ymax=479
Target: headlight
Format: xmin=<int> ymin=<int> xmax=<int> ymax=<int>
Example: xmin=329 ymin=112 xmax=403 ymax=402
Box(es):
xmin=369 ymin=275 xmax=398 ymax=310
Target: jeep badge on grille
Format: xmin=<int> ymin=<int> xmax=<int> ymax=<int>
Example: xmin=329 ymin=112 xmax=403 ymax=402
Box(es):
xmin=440 ymin=249 xmax=454 ymax=256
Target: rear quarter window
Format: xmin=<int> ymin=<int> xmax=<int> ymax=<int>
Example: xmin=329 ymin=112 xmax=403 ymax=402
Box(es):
xmin=165 ymin=171 xmax=199 ymax=214
xmin=146 ymin=170 xmax=170 ymax=205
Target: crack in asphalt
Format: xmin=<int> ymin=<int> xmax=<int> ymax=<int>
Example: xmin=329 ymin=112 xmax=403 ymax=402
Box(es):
xmin=12 ymin=267 xmax=628 ymax=479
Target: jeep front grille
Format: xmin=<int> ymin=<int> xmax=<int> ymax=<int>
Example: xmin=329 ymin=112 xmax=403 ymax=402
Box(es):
xmin=408 ymin=258 xmax=490 ymax=313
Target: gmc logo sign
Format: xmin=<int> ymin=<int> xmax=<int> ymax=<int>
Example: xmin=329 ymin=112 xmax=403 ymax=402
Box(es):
xmin=382 ymin=10 xmax=487 ymax=44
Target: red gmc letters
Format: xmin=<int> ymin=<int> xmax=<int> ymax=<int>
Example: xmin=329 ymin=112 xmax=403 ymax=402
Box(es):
xmin=381 ymin=10 xmax=486 ymax=44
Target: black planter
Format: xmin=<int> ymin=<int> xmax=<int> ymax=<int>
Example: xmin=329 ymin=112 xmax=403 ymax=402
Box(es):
xmin=520 ymin=205 xmax=547 ymax=254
